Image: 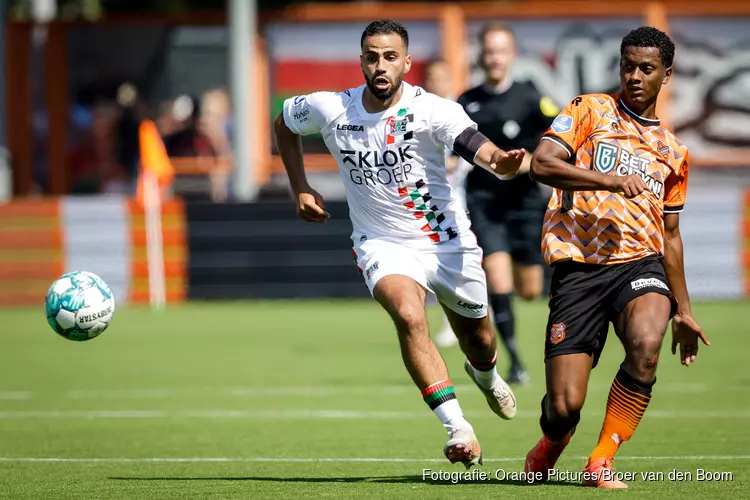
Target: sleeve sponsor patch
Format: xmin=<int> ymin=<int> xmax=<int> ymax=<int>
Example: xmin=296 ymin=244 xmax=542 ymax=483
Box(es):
xmin=550 ymin=114 xmax=573 ymax=134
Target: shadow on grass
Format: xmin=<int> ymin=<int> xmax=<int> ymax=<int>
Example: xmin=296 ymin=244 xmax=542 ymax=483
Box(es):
xmin=109 ymin=475 xmax=580 ymax=487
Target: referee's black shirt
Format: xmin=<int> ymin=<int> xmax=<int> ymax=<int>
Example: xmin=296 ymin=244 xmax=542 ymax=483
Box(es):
xmin=458 ymin=81 xmax=557 ymax=210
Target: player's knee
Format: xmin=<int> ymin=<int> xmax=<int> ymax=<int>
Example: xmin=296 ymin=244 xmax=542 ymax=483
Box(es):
xmin=391 ymin=303 xmax=427 ymax=336
xmin=547 ymin=391 xmax=585 ymax=422
xmin=624 ymin=327 xmax=665 ymax=378
xmin=516 ymin=285 xmax=541 ymax=301
xmin=628 ymin=328 xmax=665 ymax=361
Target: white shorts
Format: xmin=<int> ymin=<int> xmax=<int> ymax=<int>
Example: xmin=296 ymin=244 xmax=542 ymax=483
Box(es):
xmin=352 ymin=234 xmax=488 ymax=319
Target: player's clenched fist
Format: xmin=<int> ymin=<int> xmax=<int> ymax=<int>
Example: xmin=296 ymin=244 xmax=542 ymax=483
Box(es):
xmin=296 ymin=189 xmax=330 ymax=223
xmin=609 ymin=174 xmax=648 ymax=198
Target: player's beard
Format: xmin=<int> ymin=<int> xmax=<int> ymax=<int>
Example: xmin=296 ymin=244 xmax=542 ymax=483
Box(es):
xmin=365 ymin=72 xmax=403 ymax=101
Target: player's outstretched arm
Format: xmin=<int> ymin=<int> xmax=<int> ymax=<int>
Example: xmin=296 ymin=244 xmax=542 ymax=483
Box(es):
xmin=663 ymin=213 xmax=709 ymax=366
xmin=529 ymin=139 xmax=647 ymax=197
xmin=273 ymin=112 xmax=330 ymax=223
xmin=472 ymin=140 xmax=526 ymax=180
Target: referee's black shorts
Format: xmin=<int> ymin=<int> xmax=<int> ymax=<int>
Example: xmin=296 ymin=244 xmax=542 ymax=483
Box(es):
xmin=544 ymin=255 xmax=678 ymax=368
xmin=466 ymin=192 xmax=545 ymax=266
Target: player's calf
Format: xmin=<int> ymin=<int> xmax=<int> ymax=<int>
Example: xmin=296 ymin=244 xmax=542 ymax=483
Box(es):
xmin=525 ymin=395 xmax=578 ymax=479
xmin=542 ymin=389 xmax=584 ymax=441
xmin=374 ymin=276 xmax=479 ymax=463
xmin=589 ymin=367 xmax=654 ymax=464
xmin=445 ymin=310 xmax=517 ymax=419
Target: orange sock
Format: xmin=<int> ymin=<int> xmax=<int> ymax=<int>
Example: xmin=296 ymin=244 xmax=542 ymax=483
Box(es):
xmin=590 ymin=368 xmax=654 ymax=460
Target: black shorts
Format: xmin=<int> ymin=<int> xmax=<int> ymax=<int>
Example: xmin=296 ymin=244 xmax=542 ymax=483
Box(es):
xmin=466 ymin=193 xmax=545 ymax=266
xmin=544 ymin=255 xmax=678 ymax=367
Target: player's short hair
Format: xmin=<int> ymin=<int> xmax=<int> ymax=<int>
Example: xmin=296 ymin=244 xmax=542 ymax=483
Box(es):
xmin=361 ymin=20 xmax=409 ymax=50
xmin=479 ymin=21 xmax=516 ymax=46
xmin=620 ymin=26 xmax=675 ymax=68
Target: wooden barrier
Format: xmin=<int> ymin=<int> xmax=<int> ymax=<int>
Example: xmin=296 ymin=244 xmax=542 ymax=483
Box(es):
xmin=0 ymin=200 xmax=63 ymax=306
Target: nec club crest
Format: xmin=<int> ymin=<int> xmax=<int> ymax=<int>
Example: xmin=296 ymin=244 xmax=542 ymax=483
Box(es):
xmin=385 ymin=108 xmax=414 ymax=145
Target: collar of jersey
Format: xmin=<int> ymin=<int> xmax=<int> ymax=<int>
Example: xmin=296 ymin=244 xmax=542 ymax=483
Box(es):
xmin=481 ymin=78 xmax=514 ymax=96
xmin=355 ymin=82 xmax=415 ymax=121
xmin=617 ymin=98 xmax=661 ymax=127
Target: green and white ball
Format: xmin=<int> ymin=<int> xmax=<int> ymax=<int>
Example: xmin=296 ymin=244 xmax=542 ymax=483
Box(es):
xmin=45 ymin=271 xmax=115 ymax=341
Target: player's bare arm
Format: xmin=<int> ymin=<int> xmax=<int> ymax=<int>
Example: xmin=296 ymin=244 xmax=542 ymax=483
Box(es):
xmin=517 ymin=153 xmax=532 ymax=175
xmin=663 ymin=212 xmax=709 ymax=366
xmin=530 ymin=139 xmax=646 ymax=197
xmin=273 ymin=112 xmax=330 ymax=223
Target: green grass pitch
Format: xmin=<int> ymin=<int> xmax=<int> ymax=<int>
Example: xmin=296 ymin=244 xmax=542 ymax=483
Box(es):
xmin=1 ymin=299 xmax=748 ymax=499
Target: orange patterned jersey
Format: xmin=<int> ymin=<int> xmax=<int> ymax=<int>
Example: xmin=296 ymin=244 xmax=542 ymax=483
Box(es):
xmin=541 ymin=93 xmax=689 ymax=265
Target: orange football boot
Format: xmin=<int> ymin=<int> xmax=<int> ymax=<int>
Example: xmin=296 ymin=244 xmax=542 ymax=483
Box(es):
xmin=524 ymin=430 xmax=572 ymax=481
xmin=582 ymin=457 xmax=628 ymax=488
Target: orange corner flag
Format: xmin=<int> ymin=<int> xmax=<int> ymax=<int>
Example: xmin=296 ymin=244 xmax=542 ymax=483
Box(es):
xmin=136 ymin=120 xmax=174 ymax=204
xmin=139 ymin=119 xmax=174 ymax=183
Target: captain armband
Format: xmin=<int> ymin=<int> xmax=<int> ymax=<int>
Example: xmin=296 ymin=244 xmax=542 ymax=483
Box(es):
xmin=452 ymin=127 xmax=490 ymax=165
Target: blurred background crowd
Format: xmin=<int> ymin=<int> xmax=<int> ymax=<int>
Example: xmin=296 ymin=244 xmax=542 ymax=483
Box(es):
xmin=2 ymin=0 xmax=749 ymax=305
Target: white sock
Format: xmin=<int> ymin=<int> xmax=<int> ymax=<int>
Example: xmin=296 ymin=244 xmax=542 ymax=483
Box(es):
xmin=422 ymin=380 xmax=471 ymax=434
xmin=434 ymin=399 xmax=471 ymax=433
xmin=472 ymin=364 xmax=500 ymax=390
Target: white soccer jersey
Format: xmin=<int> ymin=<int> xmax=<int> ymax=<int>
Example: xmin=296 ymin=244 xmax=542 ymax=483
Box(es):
xmin=283 ymin=82 xmax=477 ymax=246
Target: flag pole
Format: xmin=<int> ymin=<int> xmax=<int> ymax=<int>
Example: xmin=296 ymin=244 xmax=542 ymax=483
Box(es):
xmin=144 ymin=168 xmax=166 ymax=310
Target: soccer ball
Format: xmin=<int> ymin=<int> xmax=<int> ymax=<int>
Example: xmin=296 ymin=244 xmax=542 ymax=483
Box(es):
xmin=45 ymin=271 xmax=115 ymax=341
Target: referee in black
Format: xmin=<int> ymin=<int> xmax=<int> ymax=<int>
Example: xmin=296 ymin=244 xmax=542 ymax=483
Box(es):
xmin=458 ymin=21 xmax=559 ymax=385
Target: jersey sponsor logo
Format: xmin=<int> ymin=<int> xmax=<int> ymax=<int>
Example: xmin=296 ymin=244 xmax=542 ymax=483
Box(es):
xmin=336 ymin=123 xmax=364 ymax=132
xmin=593 ymin=142 xmax=665 ymax=197
xmin=551 ymin=114 xmax=573 ymax=133
xmin=340 ymin=145 xmax=415 ymax=186
xmin=293 ymin=108 xmax=310 ymax=122
xmin=593 ymin=142 xmax=619 ymax=173
xmin=630 ymin=278 xmax=669 ymax=291
xmin=549 ymin=322 xmax=566 ymax=345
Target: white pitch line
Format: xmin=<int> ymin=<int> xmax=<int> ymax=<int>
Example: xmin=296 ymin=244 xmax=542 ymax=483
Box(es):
xmin=0 ymin=391 xmax=33 ymax=400
xmin=0 ymin=455 xmax=749 ymax=463
xmin=0 ymin=383 xmax=745 ymax=401
xmin=0 ymin=409 xmax=749 ymax=419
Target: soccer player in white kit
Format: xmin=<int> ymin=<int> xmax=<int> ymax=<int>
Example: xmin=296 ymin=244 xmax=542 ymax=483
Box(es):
xmin=274 ymin=20 xmax=523 ymax=469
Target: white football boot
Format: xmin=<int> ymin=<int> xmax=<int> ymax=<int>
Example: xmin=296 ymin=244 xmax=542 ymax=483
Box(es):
xmin=463 ymin=359 xmax=517 ymax=420
xmin=443 ymin=426 xmax=483 ymax=469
